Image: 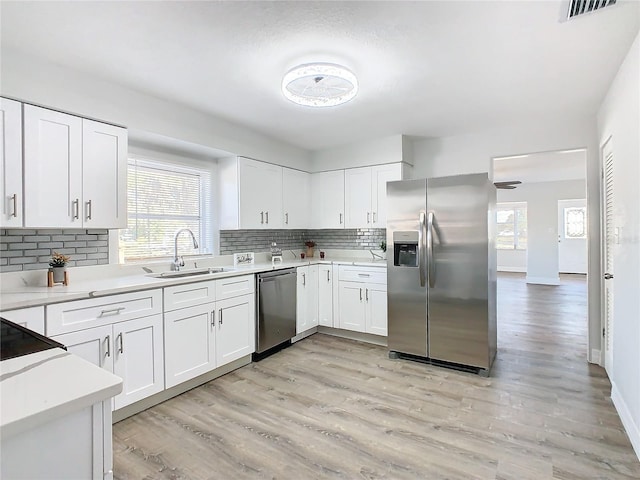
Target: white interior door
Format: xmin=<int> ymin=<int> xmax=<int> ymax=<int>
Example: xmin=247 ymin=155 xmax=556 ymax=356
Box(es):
xmin=601 ymin=141 xmax=614 ymax=374
xmin=557 ymin=199 xmax=588 ymax=274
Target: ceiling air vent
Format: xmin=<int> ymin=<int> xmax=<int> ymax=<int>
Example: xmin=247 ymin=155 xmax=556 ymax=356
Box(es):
xmin=568 ymin=0 xmax=617 ymax=19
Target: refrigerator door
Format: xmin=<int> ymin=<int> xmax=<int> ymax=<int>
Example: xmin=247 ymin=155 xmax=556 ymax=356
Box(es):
xmin=427 ymin=174 xmax=491 ymax=368
xmin=387 ymin=179 xmax=428 ymax=357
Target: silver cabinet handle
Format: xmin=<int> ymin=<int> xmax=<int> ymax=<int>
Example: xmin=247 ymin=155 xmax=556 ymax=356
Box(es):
xmin=219 ymin=309 xmax=223 ymax=325
xmin=359 ymin=288 xmax=363 ymax=301
xmin=366 ymin=288 xmax=369 ymax=301
xmin=302 ymin=273 xmax=306 ymax=286
xmin=10 ymin=194 xmax=17 ymax=217
xmin=100 ymin=307 xmax=125 ymax=317
xmin=117 ymin=333 xmax=124 ymax=354
xmin=260 ymin=211 xmax=264 ymax=224
xmin=211 ymin=310 xmax=216 ymax=327
xmin=367 ymin=212 xmax=370 ymax=223
xmin=372 ymin=212 xmax=376 ymax=223
xmin=86 ymin=199 xmax=92 ymax=220
xmin=340 ymin=213 xmax=343 ymax=224
xmin=105 ymin=335 xmax=111 ymax=358
xmin=427 ymin=212 xmax=435 ymax=288
xmin=265 ymin=211 xmax=269 ymax=224
xmin=285 ymin=212 xmax=289 ymax=224
xmin=418 ymin=211 xmax=426 ymax=288
xmin=357 ymin=273 xmax=370 ymax=277
xmin=327 ymin=270 xmax=330 ymax=282
xmin=72 ymin=198 xmax=80 ymax=219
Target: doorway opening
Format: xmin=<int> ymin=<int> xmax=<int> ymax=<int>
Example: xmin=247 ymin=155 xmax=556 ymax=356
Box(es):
xmin=492 ymin=148 xmax=590 ymax=364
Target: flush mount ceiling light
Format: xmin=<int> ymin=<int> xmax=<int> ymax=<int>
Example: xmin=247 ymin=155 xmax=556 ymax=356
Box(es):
xmin=282 ymin=63 xmax=358 ymax=107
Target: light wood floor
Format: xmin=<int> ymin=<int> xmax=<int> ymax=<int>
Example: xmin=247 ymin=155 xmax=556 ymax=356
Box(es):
xmin=113 ymin=273 xmax=640 ymax=479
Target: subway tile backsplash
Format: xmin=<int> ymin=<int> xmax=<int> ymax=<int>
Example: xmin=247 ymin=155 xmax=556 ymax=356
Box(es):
xmin=219 ymin=228 xmax=386 ymax=255
xmin=0 ymin=229 xmax=109 ymax=272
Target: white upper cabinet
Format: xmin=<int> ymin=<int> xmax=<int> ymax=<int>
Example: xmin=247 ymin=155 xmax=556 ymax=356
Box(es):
xmin=282 ymin=167 xmax=310 ymax=229
xmin=311 ymin=170 xmax=345 ymax=229
xmin=0 ymin=98 xmax=23 ymax=227
xmin=23 ymin=104 xmax=127 ymax=229
xmin=23 ymin=105 xmax=83 ymax=228
xmin=344 ymin=163 xmax=402 ymax=228
xmin=82 ymin=119 xmax=128 ymax=229
xmin=219 ymin=156 xmax=284 ymax=229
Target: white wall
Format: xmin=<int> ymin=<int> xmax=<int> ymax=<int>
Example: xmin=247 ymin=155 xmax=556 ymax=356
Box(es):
xmin=597 ymin=31 xmax=640 ymax=459
xmin=310 ymin=134 xmax=408 ymax=172
xmin=0 ymin=49 xmax=312 ymax=171
xmin=498 ymin=180 xmax=586 ymax=283
xmin=411 ymin=117 xmax=601 ymax=358
xmin=497 ymin=248 xmax=526 ymax=272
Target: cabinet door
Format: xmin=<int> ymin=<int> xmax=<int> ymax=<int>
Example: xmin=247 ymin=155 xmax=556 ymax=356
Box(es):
xmin=311 ymin=170 xmax=345 ymax=229
xmin=282 ymin=168 xmax=310 ymax=229
xmin=366 ymin=283 xmax=388 ymax=336
xmin=371 ymin=164 xmax=402 ymax=227
xmin=338 ymin=281 xmax=366 ymax=332
xmin=344 ymin=167 xmax=372 ymax=228
xmin=306 ymin=265 xmax=319 ymax=328
xmin=318 ymin=265 xmax=333 ymax=327
xmin=164 ymin=304 xmax=215 ymax=388
xmin=239 ymin=157 xmax=282 ymax=229
xmin=0 ymin=98 xmax=23 ymax=227
xmin=216 ymin=293 xmax=255 ymax=366
xmin=296 ymin=266 xmax=308 ymax=334
xmin=23 ymin=105 xmax=83 ymax=228
xmin=82 ymin=120 xmax=127 ymax=229
xmin=0 ymin=306 xmax=45 ymax=335
xmin=113 ymin=314 xmax=164 ymax=409
xmin=51 ymin=325 xmax=114 ymax=372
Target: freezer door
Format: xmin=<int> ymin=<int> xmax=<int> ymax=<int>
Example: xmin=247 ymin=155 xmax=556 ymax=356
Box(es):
xmin=387 ymin=179 xmax=428 ymax=357
xmin=426 ymin=174 xmax=491 ymax=368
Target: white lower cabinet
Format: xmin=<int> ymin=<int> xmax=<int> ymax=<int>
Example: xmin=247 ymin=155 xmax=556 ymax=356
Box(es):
xmin=0 ymin=306 xmax=45 ymax=334
xmin=318 ymin=264 xmax=333 ymax=327
xmin=337 ymin=266 xmax=388 ymax=336
xmin=51 ymin=314 xmax=165 ymax=410
xmin=164 ymin=277 xmax=256 ymax=388
xmin=296 ymin=265 xmax=318 ymax=334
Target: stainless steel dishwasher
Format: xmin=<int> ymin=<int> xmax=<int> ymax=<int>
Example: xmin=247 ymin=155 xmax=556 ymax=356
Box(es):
xmin=255 ymin=268 xmax=297 ymax=358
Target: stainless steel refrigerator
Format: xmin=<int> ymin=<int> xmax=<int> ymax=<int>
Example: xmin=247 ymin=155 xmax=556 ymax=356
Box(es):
xmin=387 ymin=173 xmax=497 ymax=374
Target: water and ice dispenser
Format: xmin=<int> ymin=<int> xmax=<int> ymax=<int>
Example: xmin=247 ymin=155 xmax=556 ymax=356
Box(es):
xmin=393 ymin=231 xmax=419 ymax=267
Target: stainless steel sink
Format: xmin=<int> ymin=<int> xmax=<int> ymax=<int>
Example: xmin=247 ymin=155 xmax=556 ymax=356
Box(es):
xmin=149 ymin=267 xmax=229 ymax=279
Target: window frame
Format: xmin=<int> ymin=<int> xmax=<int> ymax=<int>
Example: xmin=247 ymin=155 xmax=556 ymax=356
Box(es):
xmin=496 ymin=201 xmax=527 ymax=251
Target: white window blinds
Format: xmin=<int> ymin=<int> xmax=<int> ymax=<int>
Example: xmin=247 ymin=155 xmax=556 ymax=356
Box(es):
xmin=119 ymin=158 xmax=212 ymax=261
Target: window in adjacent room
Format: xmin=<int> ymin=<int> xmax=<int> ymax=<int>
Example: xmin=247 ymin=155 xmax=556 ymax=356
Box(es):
xmin=496 ymin=202 xmax=527 ymax=250
xmin=119 ymin=157 xmax=212 ymax=262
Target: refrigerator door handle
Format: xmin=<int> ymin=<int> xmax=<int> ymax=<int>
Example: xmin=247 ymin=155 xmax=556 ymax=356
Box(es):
xmin=427 ymin=211 xmax=435 ymax=288
xmin=418 ymin=211 xmax=426 ymax=287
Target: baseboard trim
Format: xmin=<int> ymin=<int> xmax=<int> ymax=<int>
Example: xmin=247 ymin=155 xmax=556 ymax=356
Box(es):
xmin=497 ymin=266 xmax=526 ymax=273
xmin=590 ymin=349 xmax=602 ymax=365
xmin=526 ymin=275 xmax=560 ymax=285
xmin=292 ymin=327 xmax=318 ymax=343
xmin=611 ymin=382 xmax=640 ymax=461
xmin=318 ymin=326 xmax=388 ymax=347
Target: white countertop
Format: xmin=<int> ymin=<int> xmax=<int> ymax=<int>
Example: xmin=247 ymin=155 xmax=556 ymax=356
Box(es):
xmin=0 ymin=256 xmax=387 ymax=311
xmin=0 ymin=348 xmax=123 ymax=439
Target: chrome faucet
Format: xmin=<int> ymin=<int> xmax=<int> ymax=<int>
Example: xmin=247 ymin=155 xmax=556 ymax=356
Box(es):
xmin=173 ymin=228 xmax=199 ymax=271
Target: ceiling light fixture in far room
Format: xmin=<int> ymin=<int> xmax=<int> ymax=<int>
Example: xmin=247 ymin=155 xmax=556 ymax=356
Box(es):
xmin=282 ymin=63 xmax=358 ymax=107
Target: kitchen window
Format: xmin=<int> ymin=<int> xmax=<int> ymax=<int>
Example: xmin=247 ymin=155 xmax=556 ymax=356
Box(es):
xmin=119 ymin=157 xmax=212 ymax=262
xmin=496 ymin=202 xmax=527 ymax=250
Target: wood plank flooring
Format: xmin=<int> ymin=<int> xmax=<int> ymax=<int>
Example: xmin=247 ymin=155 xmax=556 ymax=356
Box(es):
xmin=113 ymin=273 xmax=640 ymax=479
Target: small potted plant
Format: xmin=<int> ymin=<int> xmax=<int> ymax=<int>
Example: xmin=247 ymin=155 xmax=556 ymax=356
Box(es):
xmin=304 ymin=240 xmax=316 ymax=258
xmin=49 ymin=252 xmax=70 ymax=283
xmin=380 ymin=241 xmax=387 ymax=253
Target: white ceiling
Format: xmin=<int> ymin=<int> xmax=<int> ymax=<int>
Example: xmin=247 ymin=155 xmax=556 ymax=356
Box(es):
xmin=1 ymin=1 xmax=638 ymax=151
xmin=493 ymin=149 xmax=587 ymax=184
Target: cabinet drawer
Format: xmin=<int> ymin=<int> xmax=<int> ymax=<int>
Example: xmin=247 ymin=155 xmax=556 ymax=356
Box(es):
xmin=338 ymin=266 xmax=387 ymax=284
xmin=164 ymin=280 xmax=216 ymax=312
xmin=47 ymin=289 xmax=162 ymax=335
xmin=0 ymin=306 xmax=45 ymax=335
xmin=216 ymin=275 xmax=254 ymax=301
